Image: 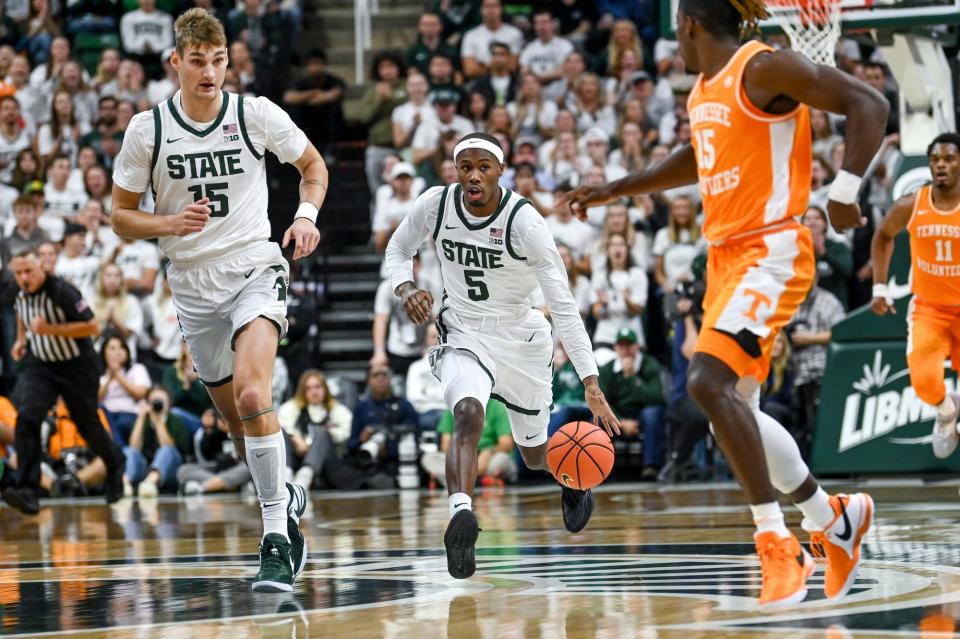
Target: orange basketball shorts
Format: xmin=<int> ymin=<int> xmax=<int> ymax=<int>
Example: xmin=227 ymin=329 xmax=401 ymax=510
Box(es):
xmin=695 ymin=222 xmax=815 ymax=381
xmin=906 ymin=296 xmax=960 ymax=406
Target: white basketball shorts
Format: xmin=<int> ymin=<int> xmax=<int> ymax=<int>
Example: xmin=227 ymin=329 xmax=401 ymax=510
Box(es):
xmin=430 ymin=308 xmax=553 ymax=447
xmin=166 ymin=242 xmax=289 ymax=386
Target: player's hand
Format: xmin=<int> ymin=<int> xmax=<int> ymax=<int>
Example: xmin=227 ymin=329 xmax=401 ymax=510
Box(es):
xmin=282 ymin=218 xmax=321 ymax=261
xmin=584 ymin=377 xmax=621 ymax=437
xmin=397 ymin=282 xmax=433 ymax=326
xmin=557 ymin=185 xmax=616 ymax=222
xmin=870 ymin=296 xmax=896 ymax=316
xmin=169 ymin=198 xmax=211 ymax=237
xmin=30 ymin=315 xmax=50 ymax=335
xmin=11 ymin=340 xmax=25 ymax=362
xmin=826 ymin=200 xmax=866 ymax=233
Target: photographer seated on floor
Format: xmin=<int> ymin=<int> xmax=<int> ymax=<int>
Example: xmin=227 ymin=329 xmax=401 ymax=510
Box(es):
xmin=122 ymin=386 xmax=193 ymax=497
xmin=348 ymin=363 xmax=420 ymax=489
xmin=176 ymin=409 xmax=251 ymax=496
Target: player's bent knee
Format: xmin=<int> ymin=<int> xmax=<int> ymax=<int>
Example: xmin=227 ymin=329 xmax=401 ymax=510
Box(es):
xmin=453 ymin=398 xmax=485 ymax=436
xmin=687 ymin=362 xmax=726 ymax=408
xmin=912 ymin=374 xmax=946 ymax=406
xmin=234 ymin=385 xmax=272 ymax=418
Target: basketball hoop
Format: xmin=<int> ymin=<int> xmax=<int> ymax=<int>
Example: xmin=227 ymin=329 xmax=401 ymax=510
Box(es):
xmin=766 ymin=0 xmax=843 ymax=66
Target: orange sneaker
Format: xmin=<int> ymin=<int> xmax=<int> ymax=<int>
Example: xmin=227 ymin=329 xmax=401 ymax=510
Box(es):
xmin=755 ymin=530 xmax=815 ymax=607
xmin=803 ymin=492 xmax=874 ymax=599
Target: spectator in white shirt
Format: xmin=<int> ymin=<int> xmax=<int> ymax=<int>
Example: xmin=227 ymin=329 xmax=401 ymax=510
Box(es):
xmin=29 ymin=36 xmax=72 ymax=92
xmin=43 ymin=154 xmax=87 ymax=221
xmin=373 ymin=161 xmax=420 ymax=255
xmin=55 ymin=221 xmax=100 ymax=298
xmin=0 ymin=96 xmax=31 ymax=185
xmin=513 ymin=162 xmax=558 ymax=218
xmin=519 ymin=9 xmax=574 ymax=96
xmin=391 ymin=73 xmax=435 ymax=152
xmin=405 ymin=325 xmax=447 ymax=429
xmin=142 ymin=270 xmax=181 ymax=365
xmin=552 ymin=49 xmax=587 ymax=105
xmin=545 ymin=191 xmax=596 ymax=258
xmin=35 ymin=90 xmax=90 ymax=166
xmin=577 ymin=127 xmax=628 ymax=184
xmin=7 ymin=56 xmax=42 ymax=132
xmin=507 ymin=72 xmax=558 ymax=143
xmin=371 ymin=254 xmax=430 ymax=376
xmin=590 ymin=232 xmax=648 ymax=352
xmin=79 ymin=198 xmax=120 ymax=258
xmin=653 ymin=195 xmax=706 ymax=296
xmin=583 ymin=201 xmax=651 ymax=277
xmin=609 ymin=121 xmax=646 ymax=174
xmin=411 ymin=87 xmax=475 ymax=168
xmin=557 ymin=242 xmax=592 ymax=318
xmin=108 ymin=237 xmax=160 ymax=297
xmin=568 ymin=72 xmax=617 ymax=137
xmin=93 ymin=263 xmax=145 ymax=357
xmin=83 ymin=164 xmax=112 ymax=211
xmin=120 ymin=0 xmax=174 ymax=62
xmin=460 ymin=0 xmax=524 ymax=80
xmin=146 ymin=48 xmax=179 ymax=105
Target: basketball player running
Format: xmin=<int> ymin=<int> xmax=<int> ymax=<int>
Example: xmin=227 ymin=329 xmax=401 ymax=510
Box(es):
xmin=871 ymin=133 xmax=960 ymax=459
xmin=110 ymin=9 xmax=325 ymax=593
xmin=562 ymin=0 xmax=889 ymax=606
xmin=385 ymin=133 xmax=622 ymax=579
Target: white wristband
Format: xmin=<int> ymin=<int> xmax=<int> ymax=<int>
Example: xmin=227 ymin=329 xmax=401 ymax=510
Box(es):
xmin=872 ymin=283 xmax=893 ymax=304
xmin=828 ymin=170 xmax=863 ymax=205
xmin=294 ymin=201 xmax=319 ymax=224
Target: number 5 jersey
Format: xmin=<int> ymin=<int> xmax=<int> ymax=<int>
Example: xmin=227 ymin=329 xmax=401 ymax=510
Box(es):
xmin=112 ymin=90 xmax=307 ymax=264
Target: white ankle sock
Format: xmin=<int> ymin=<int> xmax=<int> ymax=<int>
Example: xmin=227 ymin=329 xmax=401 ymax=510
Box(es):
xmin=245 ymin=431 xmax=290 ymax=541
xmin=796 ymin=487 xmax=836 ymax=531
xmin=751 ymin=501 xmax=790 ymax=538
xmin=938 ymin=396 xmax=956 ymax=417
xmin=449 ymin=493 xmax=472 ymax=518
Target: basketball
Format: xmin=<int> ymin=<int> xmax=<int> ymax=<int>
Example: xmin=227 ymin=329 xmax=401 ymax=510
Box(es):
xmin=547 ymin=421 xmax=615 ymax=490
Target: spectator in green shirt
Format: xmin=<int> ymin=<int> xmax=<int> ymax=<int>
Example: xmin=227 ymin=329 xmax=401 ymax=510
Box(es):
xmin=548 ymin=344 xmax=593 ymax=436
xmin=597 ymin=327 xmax=666 ymax=478
xmin=421 ymin=399 xmax=518 ymax=486
xmin=404 ymin=13 xmax=460 ymax=77
xmin=356 ymin=51 xmax=407 ymax=198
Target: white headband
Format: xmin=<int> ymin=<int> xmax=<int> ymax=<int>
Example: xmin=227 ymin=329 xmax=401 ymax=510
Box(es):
xmin=453 ymin=138 xmax=504 ymax=164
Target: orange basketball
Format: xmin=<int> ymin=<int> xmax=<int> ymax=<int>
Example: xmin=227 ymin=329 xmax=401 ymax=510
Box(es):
xmin=546 ymin=421 xmax=615 ymax=490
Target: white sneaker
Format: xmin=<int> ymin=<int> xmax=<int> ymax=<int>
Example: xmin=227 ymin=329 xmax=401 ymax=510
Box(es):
xmin=802 ymin=492 xmax=874 ymax=599
xmin=138 ymin=481 xmax=158 ymax=499
xmin=932 ymin=394 xmax=960 ymax=459
xmin=182 ymin=480 xmax=204 ymax=496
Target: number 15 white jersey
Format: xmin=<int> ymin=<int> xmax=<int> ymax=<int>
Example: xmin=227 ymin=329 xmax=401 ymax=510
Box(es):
xmin=112 ymin=90 xmax=307 ymax=264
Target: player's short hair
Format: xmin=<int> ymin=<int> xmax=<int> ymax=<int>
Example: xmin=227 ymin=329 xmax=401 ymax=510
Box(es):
xmin=678 ymin=0 xmax=768 ymax=38
xmin=174 ymin=8 xmax=227 ymax=55
xmin=928 ymin=132 xmax=960 ymax=157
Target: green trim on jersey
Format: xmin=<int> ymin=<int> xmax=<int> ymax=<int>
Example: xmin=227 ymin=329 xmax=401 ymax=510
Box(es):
xmin=454 ymin=185 xmax=511 ymax=231
xmin=504 ymin=198 xmax=531 ymax=262
xmin=432 ymin=185 xmax=451 ymax=241
xmin=237 ymin=96 xmax=263 ymax=161
xmin=168 ymin=91 xmax=230 ymax=137
xmin=490 ymin=393 xmax=540 ymax=416
xmin=150 ymin=105 xmax=161 ymax=178
xmin=436 ymin=306 xmax=450 ymax=343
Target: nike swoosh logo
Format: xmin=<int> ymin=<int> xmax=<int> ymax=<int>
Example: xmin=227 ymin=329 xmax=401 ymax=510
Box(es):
xmin=525 ymin=434 xmax=539 ymax=440
xmin=255 ymin=451 xmax=267 ymax=458
xmin=166 ymin=137 xmax=183 ymax=144
xmin=243 ymin=268 xmax=256 ymax=279
xmin=444 ymin=225 xmax=458 ymax=230
xmin=454 ymin=502 xmax=468 ymax=508
xmin=835 ymin=498 xmax=853 ymax=542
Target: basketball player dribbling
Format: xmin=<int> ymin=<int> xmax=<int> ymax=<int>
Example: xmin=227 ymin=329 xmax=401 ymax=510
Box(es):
xmin=563 ymin=0 xmax=890 ymax=606
xmin=870 ymin=133 xmax=960 ymax=459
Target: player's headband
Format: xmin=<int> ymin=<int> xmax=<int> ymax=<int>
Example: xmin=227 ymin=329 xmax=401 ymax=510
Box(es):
xmin=453 ymin=138 xmax=505 ymax=165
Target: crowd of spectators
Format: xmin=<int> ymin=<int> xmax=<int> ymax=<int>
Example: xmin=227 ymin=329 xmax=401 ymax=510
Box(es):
xmin=0 ymin=0 xmax=922 ymax=504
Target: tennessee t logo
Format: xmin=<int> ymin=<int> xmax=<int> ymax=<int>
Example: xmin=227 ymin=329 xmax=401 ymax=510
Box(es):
xmin=742 ymin=288 xmax=772 ymax=322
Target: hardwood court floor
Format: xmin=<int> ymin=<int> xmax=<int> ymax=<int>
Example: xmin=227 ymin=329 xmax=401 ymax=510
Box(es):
xmin=2 ymin=481 xmax=960 ymax=638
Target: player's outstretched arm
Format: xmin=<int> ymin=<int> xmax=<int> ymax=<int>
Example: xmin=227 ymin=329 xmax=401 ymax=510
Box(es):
xmin=112 ymin=185 xmax=212 ymax=240
xmin=743 ymin=49 xmax=889 ymax=232
xmin=282 ymin=142 xmax=327 ymax=260
xmin=558 ymin=145 xmax=698 ymax=221
xmin=869 ymin=194 xmax=913 ymax=315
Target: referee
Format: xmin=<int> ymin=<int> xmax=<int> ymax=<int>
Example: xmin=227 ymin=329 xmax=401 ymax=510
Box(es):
xmin=2 ymin=247 xmax=125 ymax=514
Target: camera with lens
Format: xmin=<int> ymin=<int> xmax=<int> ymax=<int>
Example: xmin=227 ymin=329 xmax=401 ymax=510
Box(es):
xmin=357 ymin=401 xmax=417 ymax=465
xmin=665 ymin=279 xmax=706 ymax=324
xmin=150 ymin=398 xmax=166 ymax=413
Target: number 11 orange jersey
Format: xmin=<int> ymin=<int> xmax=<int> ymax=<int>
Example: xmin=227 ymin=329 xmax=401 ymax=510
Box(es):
xmin=908 ymin=184 xmax=960 ymax=306
xmin=687 ymin=40 xmax=812 ymax=244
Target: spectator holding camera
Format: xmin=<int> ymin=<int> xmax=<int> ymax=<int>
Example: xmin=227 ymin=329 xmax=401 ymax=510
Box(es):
xmin=654 ymin=196 xmax=706 ymax=318
xmin=598 ymin=327 xmax=666 ymax=479
xmin=177 ymin=408 xmax=251 ymax=496
xmin=349 ymin=364 xmax=419 ymax=472
xmin=122 ymin=385 xmax=191 ymax=498
xmin=278 ymin=370 xmax=357 ymax=492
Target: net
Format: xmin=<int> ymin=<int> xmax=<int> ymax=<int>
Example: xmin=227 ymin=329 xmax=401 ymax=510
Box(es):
xmin=766 ymin=0 xmax=843 ymax=66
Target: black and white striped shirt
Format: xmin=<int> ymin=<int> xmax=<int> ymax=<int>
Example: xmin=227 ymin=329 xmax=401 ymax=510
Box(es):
xmin=15 ymin=275 xmax=95 ymax=363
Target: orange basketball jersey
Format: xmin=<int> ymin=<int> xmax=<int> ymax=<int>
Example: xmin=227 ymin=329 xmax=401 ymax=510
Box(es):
xmin=687 ymin=40 xmax=812 ymax=243
xmin=908 ymin=184 xmax=960 ymax=305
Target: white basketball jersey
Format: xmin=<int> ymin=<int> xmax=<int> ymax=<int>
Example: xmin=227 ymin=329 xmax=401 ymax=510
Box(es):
xmin=431 ymin=185 xmax=539 ymax=318
xmin=149 ymin=91 xmax=269 ymax=263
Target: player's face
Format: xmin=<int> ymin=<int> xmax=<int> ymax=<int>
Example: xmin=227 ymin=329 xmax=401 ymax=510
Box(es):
xmin=174 ymin=44 xmax=228 ymax=102
xmin=457 ymin=149 xmax=503 ymax=210
xmin=675 ymin=9 xmax=698 ymax=73
xmin=929 ymin=143 xmax=960 ymax=189
xmin=10 ymin=255 xmax=44 ymax=293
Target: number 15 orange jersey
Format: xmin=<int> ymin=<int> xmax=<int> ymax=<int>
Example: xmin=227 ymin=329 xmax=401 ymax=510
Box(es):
xmin=687 ymin=40 xmax=812 ymax=243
